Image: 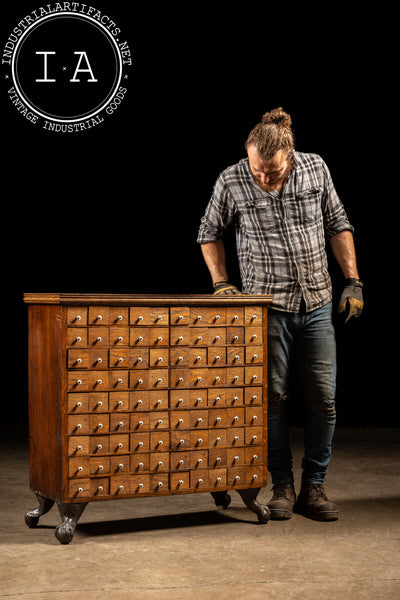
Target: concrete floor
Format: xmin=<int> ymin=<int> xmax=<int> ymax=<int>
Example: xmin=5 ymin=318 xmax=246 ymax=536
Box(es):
xmin=1 ymin=427 xmax=399 ymax=600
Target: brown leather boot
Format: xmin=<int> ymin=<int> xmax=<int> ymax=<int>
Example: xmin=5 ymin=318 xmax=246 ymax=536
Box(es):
xmin=294 ymin=484 xmax=338 ymax=521
xmin=267 ymin=483 xmax=296 ymax=520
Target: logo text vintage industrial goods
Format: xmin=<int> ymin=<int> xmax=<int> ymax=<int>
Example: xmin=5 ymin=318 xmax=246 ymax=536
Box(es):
xmin=2 ymin=2 xmax=132 ymax=132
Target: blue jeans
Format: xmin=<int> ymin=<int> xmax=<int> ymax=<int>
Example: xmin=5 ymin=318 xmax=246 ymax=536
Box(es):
xmin=267 ymin=301 xmax=337 ymax=486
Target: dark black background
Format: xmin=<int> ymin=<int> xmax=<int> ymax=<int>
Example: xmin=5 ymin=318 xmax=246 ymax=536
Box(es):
xmin=1 ymin=2 xmax=398 ymax=427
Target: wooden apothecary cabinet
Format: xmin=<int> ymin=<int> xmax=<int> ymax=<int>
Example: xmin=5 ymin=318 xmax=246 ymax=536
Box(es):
xmin=24 ymin=293 xmax=273 ymax=543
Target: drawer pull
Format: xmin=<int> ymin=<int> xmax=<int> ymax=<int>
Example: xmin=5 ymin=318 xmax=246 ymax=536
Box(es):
xmin=78 ymin=487 xmax=83 ymax=493
xmin=96 ymin=358 xmax=102 ymax=364
xmin=234 ymin=435 xmax=239 ymax=441
xmin=156 ymin=399 xmax=162 ymax=405
xmin=118 ymin=443 xmax=123 ymax=448
xmin=75 ymin=423 xmax=82 ymax=430
xmin=138 ymin=441 xmax=144 ymax=447
xmin=119 ymin=464 xmax=124 ymax=469
xmin=177 ymin=377 xmax=184 ymax=383
xmin=138 ymin=336 xmax=144 ymax=342
xmin=251 ymin=334 xmax=258 ymax=340
xmin=179 ymin=439 xmax=185 ymax=446
xmin=98 ymin=486 xmax=104 ymax=492
xmin=233 ymin=335 xmax=239 ymax=341
xmin=214 ymin=376 xmax=220 ymax=383
xmin=195 ymin=356 xmax=202 ymax=362
xmin=119 ymin=485 xmax=124 ymax=491
xmin=138 ymin=379 xmax=144 ymax=385
xmin=196 ymin=377 xmax=202 ymax=383
xmin=118 ymin=336 xmax=123 ymax=342
xmin=197 ymin=418 xmax=203 ymax=424
xmin=252 ymin=314 xmax=257 ymax=321
xmin=138 ymin=316 xmax=143 ymax=322
xmin=196 ymin=336 xmax=202 ymax=342
xmin=138 ymin=483 xmax=144 ymax=488
xmin=96 ymin=337 xmax=102 ymax=343
xmin=98 ymin=465 xmax=104 ymax=471
xmin=252 ymin=375 xmax=258 ymax=380
xmin=252 ymin=474 xmax=258 ymax=480
xmin=215 ymin=417 xmax=221 ymax=423
xmin=197 ymin=458 xmax=203 ymax=464
xmin=252 ymin=354 xmax=259 ymax=360
xmin=216 ymin=477 xmax=222 ymax=483
xmin=97 ymin=423 xmax=103 ymax=429
xmin=233 ymin=396 xmax=239 ymax=402
xmin=97 ymin=401 xmax=103 ymax=407
xmin=77 ymin=445 xmax=83 ymax=451
xmin=74 ymin=315 xmax=81 ymax=322
xmin=78 ymin=466 xmax=83 ymax=472
xmin=179 ymin=459 xmax=184 ymax=465
xmin=136 ymin=399 xmax=143 ymax=406
xmin=197 ymin=438 xmax=203 ymax=445
xmin=75 ymin=358 xmax=82 ymax=364
xmin=235 ymin=475 xmax=241 ymax=481
xmin=234 ymin=456 xmax=239 ymax=462
xmin=138 ymin=462 xmax=144 ymax=468
xmin=216 ymin=457 xmax=221 ymax=463
xmin=156 ymin=378 xmax=163 ymax=384
xmin=214 ymin=356 xmax=221 ymax=362
xmin=177 ymin=398 xmax=183 ymax=405
xmin=75 ymin=336 xmax=82 ymax=343
xmin=196 ymin=315 xmax=202 ymax=321
xmin=118 ymin=357 xmax=124 ymax=363
xmin=178 ymin=480 xmax=184 ymax=486
xmin=157 ymin=481 xmax=163 ymax=487
xmin=158 ymin=419 xmax=163 ymax=425
xmin=198 ymin=478 xmax=203 ymax=484
xmin=158 ymin=461 xmax=163 ymax=467
xmin=214 ymin=315 xmax=220 ymax=321
xmin=76 ymin=380 xmax=82 ymax=386
xmin=233 ymin=315 xmax=239 ymax=320
xmin=96 ymin=315 xmax=102 ymax=321
xmin=252 ymin=395 xmax=258 ymax=401
xmin=157 ymin=337 xmax=163 ymax=342
xmin=118 ymin=421 xmax=124 ymax=427
xmin=157 ymin=315 xmax=162 ymax=321
xmin=233 ymin=376 xmax=239 ymax=382
xmin=97 ymin=444 xmax=102 ymax=450
xmin=252 ymin=435 xmax=258 ymax=441
xmin=76 ymin=402 xmax=82 ymax=408
xmin=117 ymin=378 xmax=123 ymax=384
xmin=157 ymin=440 xmax=164 ymax=446
xmin=156 ymin=357 xmax=163 ymax=363
xmin=216 ymin=436 xmax=221 ymax=442
xmin=178 ymin=418 xmax=184 ymax=424
xmin=196 ymin=397 xmax=203 ymax=404
xmin=178 ymin=336 xmax=183 ymax=342
xmin=118 ymin=400 xmax=124 ymax=406
xmin=116 ymin=315 xmax=123 ymax=321
xmin=138 ymin=421 xmax=144 ymax=426
xmin=177 ymin=356 xmax=184 ymax=362
xmin=253 ymin=455 xmax=258 ymax=461
xmin=214 ymin=336 xmax=220 ymax=342
xmin=233 ymin=416 xmax=239 ymax=422
xmin=96 ymin=379 xmax=103 ymax=385
xmin=252 ymin=415 xmax=258 ymax=422
xmin=178 ymin=315 xmax=183 ymax=320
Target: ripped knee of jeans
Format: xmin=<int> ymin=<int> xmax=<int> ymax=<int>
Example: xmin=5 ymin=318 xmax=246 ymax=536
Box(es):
xmin=316 ymin=398 xmax=336 ymax=419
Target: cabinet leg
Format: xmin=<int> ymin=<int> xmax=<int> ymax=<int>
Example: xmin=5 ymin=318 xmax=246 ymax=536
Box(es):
xmin=25 ymin=493 xmax=55 ymax=528
xmin=55 ymin=503 xmax=88 ymax=545
xmin=211 ymin=491 xmax=232 ymax=510
xmin=238 ymin=488 xmax=270 ymax=523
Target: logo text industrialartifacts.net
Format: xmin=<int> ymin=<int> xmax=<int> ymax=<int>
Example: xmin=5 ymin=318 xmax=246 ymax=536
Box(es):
xmin=2 ymin=2 xmax=132 ymax=132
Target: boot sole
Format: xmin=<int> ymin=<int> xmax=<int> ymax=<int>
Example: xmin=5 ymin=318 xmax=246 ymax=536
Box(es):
xmin=268 ymin=508 xmax=293 ymax=520
xmin=294 ymin=506 xmax=338 ymax=521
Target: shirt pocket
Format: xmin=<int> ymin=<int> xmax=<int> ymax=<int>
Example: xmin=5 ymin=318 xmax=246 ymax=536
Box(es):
xmin=293 ymin=186 xmax=323 ymax=223
xmin=238 ymin=196 xmax=279 ymax=234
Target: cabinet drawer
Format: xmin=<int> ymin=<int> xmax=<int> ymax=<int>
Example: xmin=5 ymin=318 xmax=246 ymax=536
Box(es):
xmin=67 ymin=328 xmax=88 ymax=347
xmin=189 ymin=307 xmax=226 ymax=325
xmin=130 ymin=307 xmax=169 ymax=326
xmin=88 ymin=307 xmax=109 ymax=325
xmin=170 ymin=327 xmax=189 ymax=346
xmin=169 ymin=307 xmax=189 ymax=325
xmin=109 ymin=327 xmax=130 ymax=346
xmin=67 ymin=307 xmax=87 ymax=326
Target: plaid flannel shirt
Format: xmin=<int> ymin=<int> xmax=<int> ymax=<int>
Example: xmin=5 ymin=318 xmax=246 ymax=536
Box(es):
xmin=197 ymin=151 xmax=354 ymax=312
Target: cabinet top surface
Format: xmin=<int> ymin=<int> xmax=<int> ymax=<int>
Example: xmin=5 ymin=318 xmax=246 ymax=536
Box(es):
xmin=24 ymin=293 xmax=273 ymax=306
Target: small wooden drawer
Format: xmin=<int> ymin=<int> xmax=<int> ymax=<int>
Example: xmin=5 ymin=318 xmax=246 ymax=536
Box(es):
xmin=245 ymin=326 xmax=263 ymax=344
xmin=109 ymin=434 xmax=130 ymax=454
xmin=189 ymin=430 xmax=208 ymax=449
xmin=149 ymin=452 xmax=169 ymax=472
xmin=88 ymin=392 xmax=109 ymax=412
xmin=109 ymin=413 xmax=130 ymax=432
xmin=208 ymin=327 xmax=226 ymax=346
xmin=69 ymin=478 xmax=90 ymax=498
xmin=110 ymin=475 xmax=131 ymax=496
xmin=170 ymin=472 xmax=190 ymax=491
xmin=130 ymin=454 xmax=150 ymax=473
xmin=108 ymin=392 xmax=129 ymax=412
xmin=226 ymin=407 xmax=245 ymax=427
xmin=131 ymin=412 xmax=150 ymax=431
xmin=150 ymin=431 xmax=170 ymax=452
xmin=244 ymin=387 xmax=263 ymax=405
xmin=227 ymin=427 xmax=245 ymax=447
xmin=209 ymin=448 xmax=227 ymax=468
xmin=169 ymin=327 xmax=189 ymax=346
xmin=68 ymin=371 xmax=89 ymax=392
xmin=244 ymin=366 xmax=263 ymax=385
xmin=68 ymin=436 xmax=89 ymax=456
xmin=207 ymin=388 xmax=226 ymax=407
xmin=109 ymin=308 xmax=129 ymax=325
xmin=149 ymin=474 xmax=169 ymax=493
xmin=170 ymin=451 xmax=190 ymax=471
xmin=189 ymin=390 xmax=207 ymax=408
xmin=188 ymin=348 xmax=207 ymax=366
xmin=88 ymin=307 xmax=109 ymax=326
xmin=89 ymin=436 xmax=109 ymax=454
xmin=170 ymin=411 xmax=188 ymax=430
xmin=226 ymin=347 xmax=244 ymax=365
xmin=90 ymin=456 xmax=110 ymax=475
xmin=148 ymin=390 xmax=168 ymax=410
xmin=190 ymin=450 xmax=208 ymax=468
xmin=67 ymin=307 xmax=87 ymax=327
xmin=209 ymin=468 xmax=227 ymax=489
xmin=169 ymin=389 xmax=190 ymax=409
xmin=189 ymin=307 xmax=226 ymax=325
xmin=227 ymin=448 xmax=245 ymax=466
xmin=148 ymin=328 xmax=169 ymax=347
xmin=189 ymin=327 xmax=208 ymax=346
xmin=208 ymin=429 xmax=227 ymax=448
xmin=226 ymin=388 xmax=244 ymax=406
xmin=170 ymin=430 xmax=190 ymax=450
xmin=208 ymin=368 xmax=226 ymax=386
xmin=149 ymin=348 xmax=169 ymax=367
xmin=67 ymin=328 xmax=88 ymax=347
xmin=109 ymin=327 xmax=130 ymax=346
xmin=245 ymin=406 xmax=263 ymax=426
xmin=245 ymin=346 xmax=264 ymax=364
xmin=110 ymin=455 xmax=130 ymax=473
xmin=88 ymin=328 xmax=110 ymax=347
xmin=190 ymin=469 xmax=209 ymax=490
xmin=130 ymin=432 xmax=150 ymax=453
xmin=130 ymin=391 xmax=150 ymax=411
xmin=245 ymin=307 xmax=262 ymax=324
xmin=207 ymin=347 xmax=226 ymax=365
xmin=170 ymin=368 xmax=190 ymax=388
xmin=245 ymin=427 xmax=263 ymax=445
xmin=189 ymin=409 xmax=208 ymax=428
xmin=90 ymin=478 xmax=110 ymax=497
xmin=68 ymin=393 xmax=89 ymax=413
xmin=169 ymin=347 xmax=189 ymax=367
xmin=129 ymin=328 xmax=150 ymax=346
xmin=69 ymin=457 xmax=90 ymax=478
xmin=225 ymin=307 xmax=244 ymax=324
xmin=130 ymin=475 xmax=150 ymax=494
xmin=245 ymin=446 xmax=263 ymax=465
xmin=68 ymin=414 xmax=89 ymax=435
xmin=149 ymin=411 xmax=169 ymax=430
xmin=170 ymin=307 xmax=189 ymax=324
xmin=190 ymin=368 xmax=208 ymax=388
xmin=226 ymin=326 xmax=245 ymax=344
xmin=89 ymin=413 xmax=109 ymax=434
xmin=209 ymin=409 xmax=227 ymax=428
xmin=226 ymin=367 xmax=244 ymax=386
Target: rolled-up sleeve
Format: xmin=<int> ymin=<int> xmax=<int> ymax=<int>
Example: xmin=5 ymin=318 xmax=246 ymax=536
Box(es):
xmin=197 ymin=174 xmax=236 ymax=243
xmin=321 ymin=160 xmax=354 ymax=238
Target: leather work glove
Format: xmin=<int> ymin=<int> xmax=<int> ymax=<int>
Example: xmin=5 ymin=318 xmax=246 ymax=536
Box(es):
xmin=213 ymin=281 xmax=241 ymax=295
xmin=338 ymin=278 xmax=364 ymax=323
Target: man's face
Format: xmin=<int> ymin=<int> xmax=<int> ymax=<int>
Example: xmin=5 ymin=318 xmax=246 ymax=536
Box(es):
xmin=247 ymin=145 xmax=291 ymax=193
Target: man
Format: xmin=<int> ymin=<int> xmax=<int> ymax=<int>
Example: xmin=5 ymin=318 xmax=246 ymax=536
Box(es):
xmin=197 ymin=108 xmax=363 ymax=521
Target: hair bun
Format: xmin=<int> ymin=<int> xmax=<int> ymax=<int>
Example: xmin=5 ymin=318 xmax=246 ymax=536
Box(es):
xmin=261 ymin=107 xmax=292 ymax=128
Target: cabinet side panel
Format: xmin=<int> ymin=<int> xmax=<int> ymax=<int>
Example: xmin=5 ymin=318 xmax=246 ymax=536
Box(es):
xmin=28 ymin=304 xmax=64 ymax=501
